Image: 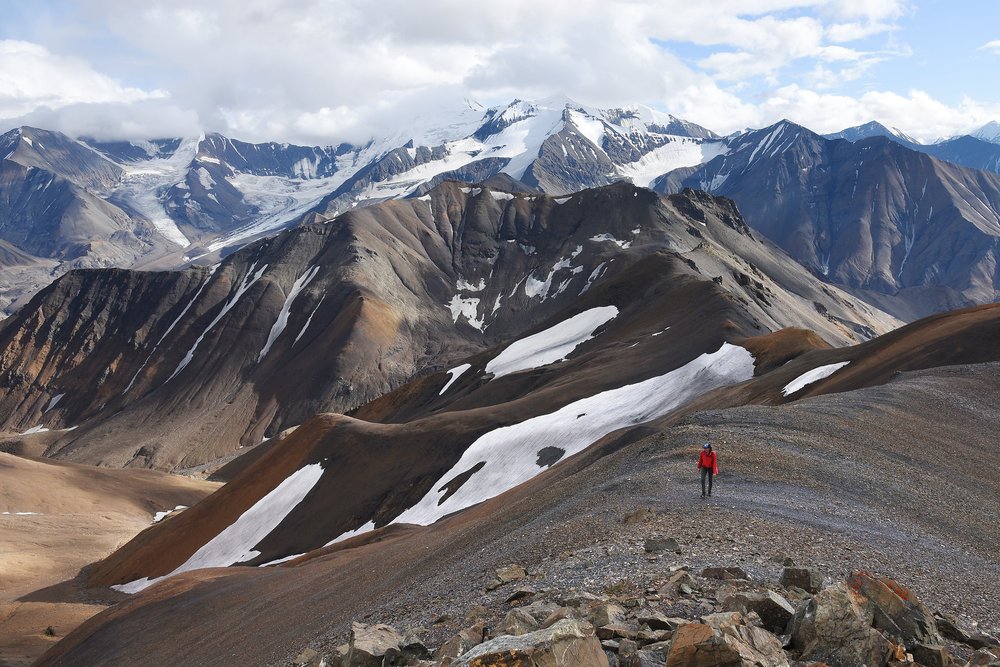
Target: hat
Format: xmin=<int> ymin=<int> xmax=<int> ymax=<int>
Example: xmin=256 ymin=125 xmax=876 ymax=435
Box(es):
xmin=702 ymin=443 xmax=711 ymax=449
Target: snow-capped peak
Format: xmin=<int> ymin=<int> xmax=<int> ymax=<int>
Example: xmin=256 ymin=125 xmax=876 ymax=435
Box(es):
xmin=971 ymin=120 xmax=1000 ymax=145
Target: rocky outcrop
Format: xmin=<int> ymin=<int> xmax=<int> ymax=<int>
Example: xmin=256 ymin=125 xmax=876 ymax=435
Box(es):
xmin=284 ymin=566 xmax=994 ymax=667
xmin=451 ymin=619 xmax=608 ymax=667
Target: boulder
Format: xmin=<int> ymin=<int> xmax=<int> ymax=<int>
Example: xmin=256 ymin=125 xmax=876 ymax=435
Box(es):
xmin=596 ymin=623 xmax=638 ymax=640
xmin=495 ymin=564 xmax=528 ymax=584
xmin=702 ymin=567 xmax=749 ymax=581
xmin=505 ymin=586 xmax=536 ymax=603
xmin=846 ymin=571 xmax=941 ymax=647
xmin=724 ymin=591 xmax=796 ymax=634
xmin=502 ymin=608 xmax=540 ymax=636
xmin=450 ymin=618 xmax=609 ymax=667
xmin=789 ymin=583 xmax=893 ymax=667
xmin=780 ymin=567 xmax=823 ymax=594
xmin=437 ymin=622 xmax=485 ymax=661
xmin=638 ymin=610 xmax=684 ymax=631
xmin=702 ymin=612 xmax=789 ymax=667
xmin=345 ymin=622 xmax=403 ymax=667
xmin=665 ymin=622 xmax=749 ymax=667
xmin=522 ymin=600 xmax=563 ymax=624
xmin=645 ymin=537 xmax=682 ymax=554
xmin=541 ymin=607 xmax=576 ymax=628
xmin=591 ymin=603 xmax=628 ymax=627
xmin=910 ymin=643 xmax=949 ymax=667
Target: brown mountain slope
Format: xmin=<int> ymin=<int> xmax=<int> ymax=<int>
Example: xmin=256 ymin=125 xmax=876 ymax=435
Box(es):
xmin=0 ymin=183 xmax=898 ymax=471
xmin=36 ymin=357 xmax=1000 ymax=666
xmin=0 ymin=453 xmax=217 ymax=666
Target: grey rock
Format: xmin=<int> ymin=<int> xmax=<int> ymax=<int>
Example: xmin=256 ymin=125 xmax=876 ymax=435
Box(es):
xmin=644 ymin=537 xmax=682 ymax=554
xmin=345 ymin=622 xmax=403 ymax=667
xmin=450 ymin=618 xmax=609 ymax=667
xmin=780 ymin=567 xmax=824 ymax=594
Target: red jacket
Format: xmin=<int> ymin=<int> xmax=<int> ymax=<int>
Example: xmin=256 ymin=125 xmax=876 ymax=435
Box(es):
xmin=698 ymin=450 xmax=718 ymax=475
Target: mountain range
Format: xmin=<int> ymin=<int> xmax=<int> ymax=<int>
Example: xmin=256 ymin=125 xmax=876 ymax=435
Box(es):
xmin=2 ymin=99 xmax=1000 ymax=666
xmin=3 ymin=99 xmax=1000 ymax=323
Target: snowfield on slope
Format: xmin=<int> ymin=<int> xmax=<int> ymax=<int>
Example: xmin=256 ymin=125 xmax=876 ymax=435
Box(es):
xmin=113 ymin=463 xmax=325 ymax=593
xmin=392 ymin=342 xmax=755 ymax=526
xmin=485 ymin=306 xmax=619 ymax=378
xmin=783 ymin=361 xmax=851 ymax=396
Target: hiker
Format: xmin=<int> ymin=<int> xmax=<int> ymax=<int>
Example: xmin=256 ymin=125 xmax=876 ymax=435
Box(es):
xmin=698 ymin=442 xmax=718 ymax=498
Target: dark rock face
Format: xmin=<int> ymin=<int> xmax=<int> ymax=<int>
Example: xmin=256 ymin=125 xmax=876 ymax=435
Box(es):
xmin=659 ymin=121 xmax=1000 ymax=318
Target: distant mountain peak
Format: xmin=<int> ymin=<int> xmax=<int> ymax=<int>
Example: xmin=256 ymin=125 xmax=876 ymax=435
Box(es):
xmin=971 ymin=120 xmax=1000 ymax=145
xmin=826 ymin=120 xmax=920 ymax=147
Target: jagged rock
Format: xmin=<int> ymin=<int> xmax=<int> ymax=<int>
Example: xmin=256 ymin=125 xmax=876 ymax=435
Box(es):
xmin=636 ymin=628 xmax=673 ymax=643
xmin=666 ymin=570 xmax=699 ymax=592
xmin=346 ymin=622 xmax=403 ymax=667
xmin=701 ymin=612 xmax=790 ymax=667
xmin=636 ymin=650 xmax=666 ymax=667
xmin=505 ymin=586 xmax=536 ymax=602
xmin=591 ymin=603 xmax=628 ymax=627
xmin=542 ymin=607 xmax=576 ymax=628
xmin=789 ymin=582 xmax=894 ymax=667
xmin=502 ymin=608 xmax=539 ymax=636
xmin=665 ymin=623 xmax=740 ymax=667
xmin=560 ymin=591 xmax=604 ymax=607
xmin=969 ymin=634 xmax=1000 ymax=651
xmin=437 ymin=622 xmax=485 ymax=661
xmin=935 ymin=612 xmax=971 ymax=643
xmin=910 ymin=643 xmax=949 ymax=667
xmin=702 ymin=567 xmax=749 ymax=581
xmin=495 ymin=564 xmax=528 ymax=583
xmin=724 ymin=591 xmax=796 ymax=634
xmin=846 ymin=571 xmax=941 ymax=647
xmin=780 ymin=567 xmax=824 ymax=593
xmin=644 ymin=537 xmax=682 ymax=554
xmin=521 ymin=600 xmax=562 ymax=623
xmin=597 ymin=623 xmax=638 ymax=640
xmin=966 ymin=648 xmax=1000 ymax=666
xmin=638 ymin=610 xmax=684 ymax=631
xmin=450 ymin=618 xmax=609 ymax=667
xmin=618 ymin=638 xmax=641 ymax=667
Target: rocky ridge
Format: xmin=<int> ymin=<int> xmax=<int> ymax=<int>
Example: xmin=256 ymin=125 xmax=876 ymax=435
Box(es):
xmin=291 ymin=557 xmax=998 ymax=667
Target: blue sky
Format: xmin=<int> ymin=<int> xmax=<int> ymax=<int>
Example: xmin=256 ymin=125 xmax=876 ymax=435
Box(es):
xmin=0 ymin=0 xmax=997 ymax=143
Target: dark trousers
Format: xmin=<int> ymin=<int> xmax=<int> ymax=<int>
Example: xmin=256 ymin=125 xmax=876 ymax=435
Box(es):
xmin=701 ymin=467 xmax=713 ymax=495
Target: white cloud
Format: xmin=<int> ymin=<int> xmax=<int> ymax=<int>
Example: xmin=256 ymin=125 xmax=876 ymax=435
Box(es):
xmin=981 ymin=40 xmax=1000 ymax=56
xmin=0 ymin=40 xmax=163 ymax=118
xmin=0 ymin=0 xmax=994 ymax=146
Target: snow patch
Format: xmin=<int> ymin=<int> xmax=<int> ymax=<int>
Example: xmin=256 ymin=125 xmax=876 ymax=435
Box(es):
xmin=258 ymin=266 xmax=321 ymax=362
xmin=782 ymin=361 xmax=850 ymax=396
xmin=325 ymin=519 xmax=376 ymax=546
xmin=590 ymin=234 xmax=631 ymax=249
xmin=168 ymin=263 xmax=268 ymax=382
xmin=293 ymin=294 xmax=326 ymax=347
xmin=485 ymin=306 xmax=618 ymax=378
xmin=44 ymin=393 xmax=65 ymax=412
xmin=113 ymin=463 xmax=325 ymax=594
xmin=153 ymin=505 xmax=187 ymax=523
xmin=439 ymin=363 xmax=473 ymax=395
xmin=448 ymin=295 xmax=484 ymax=330
xmin=393 ymin=343 xmax=755 ymax=526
